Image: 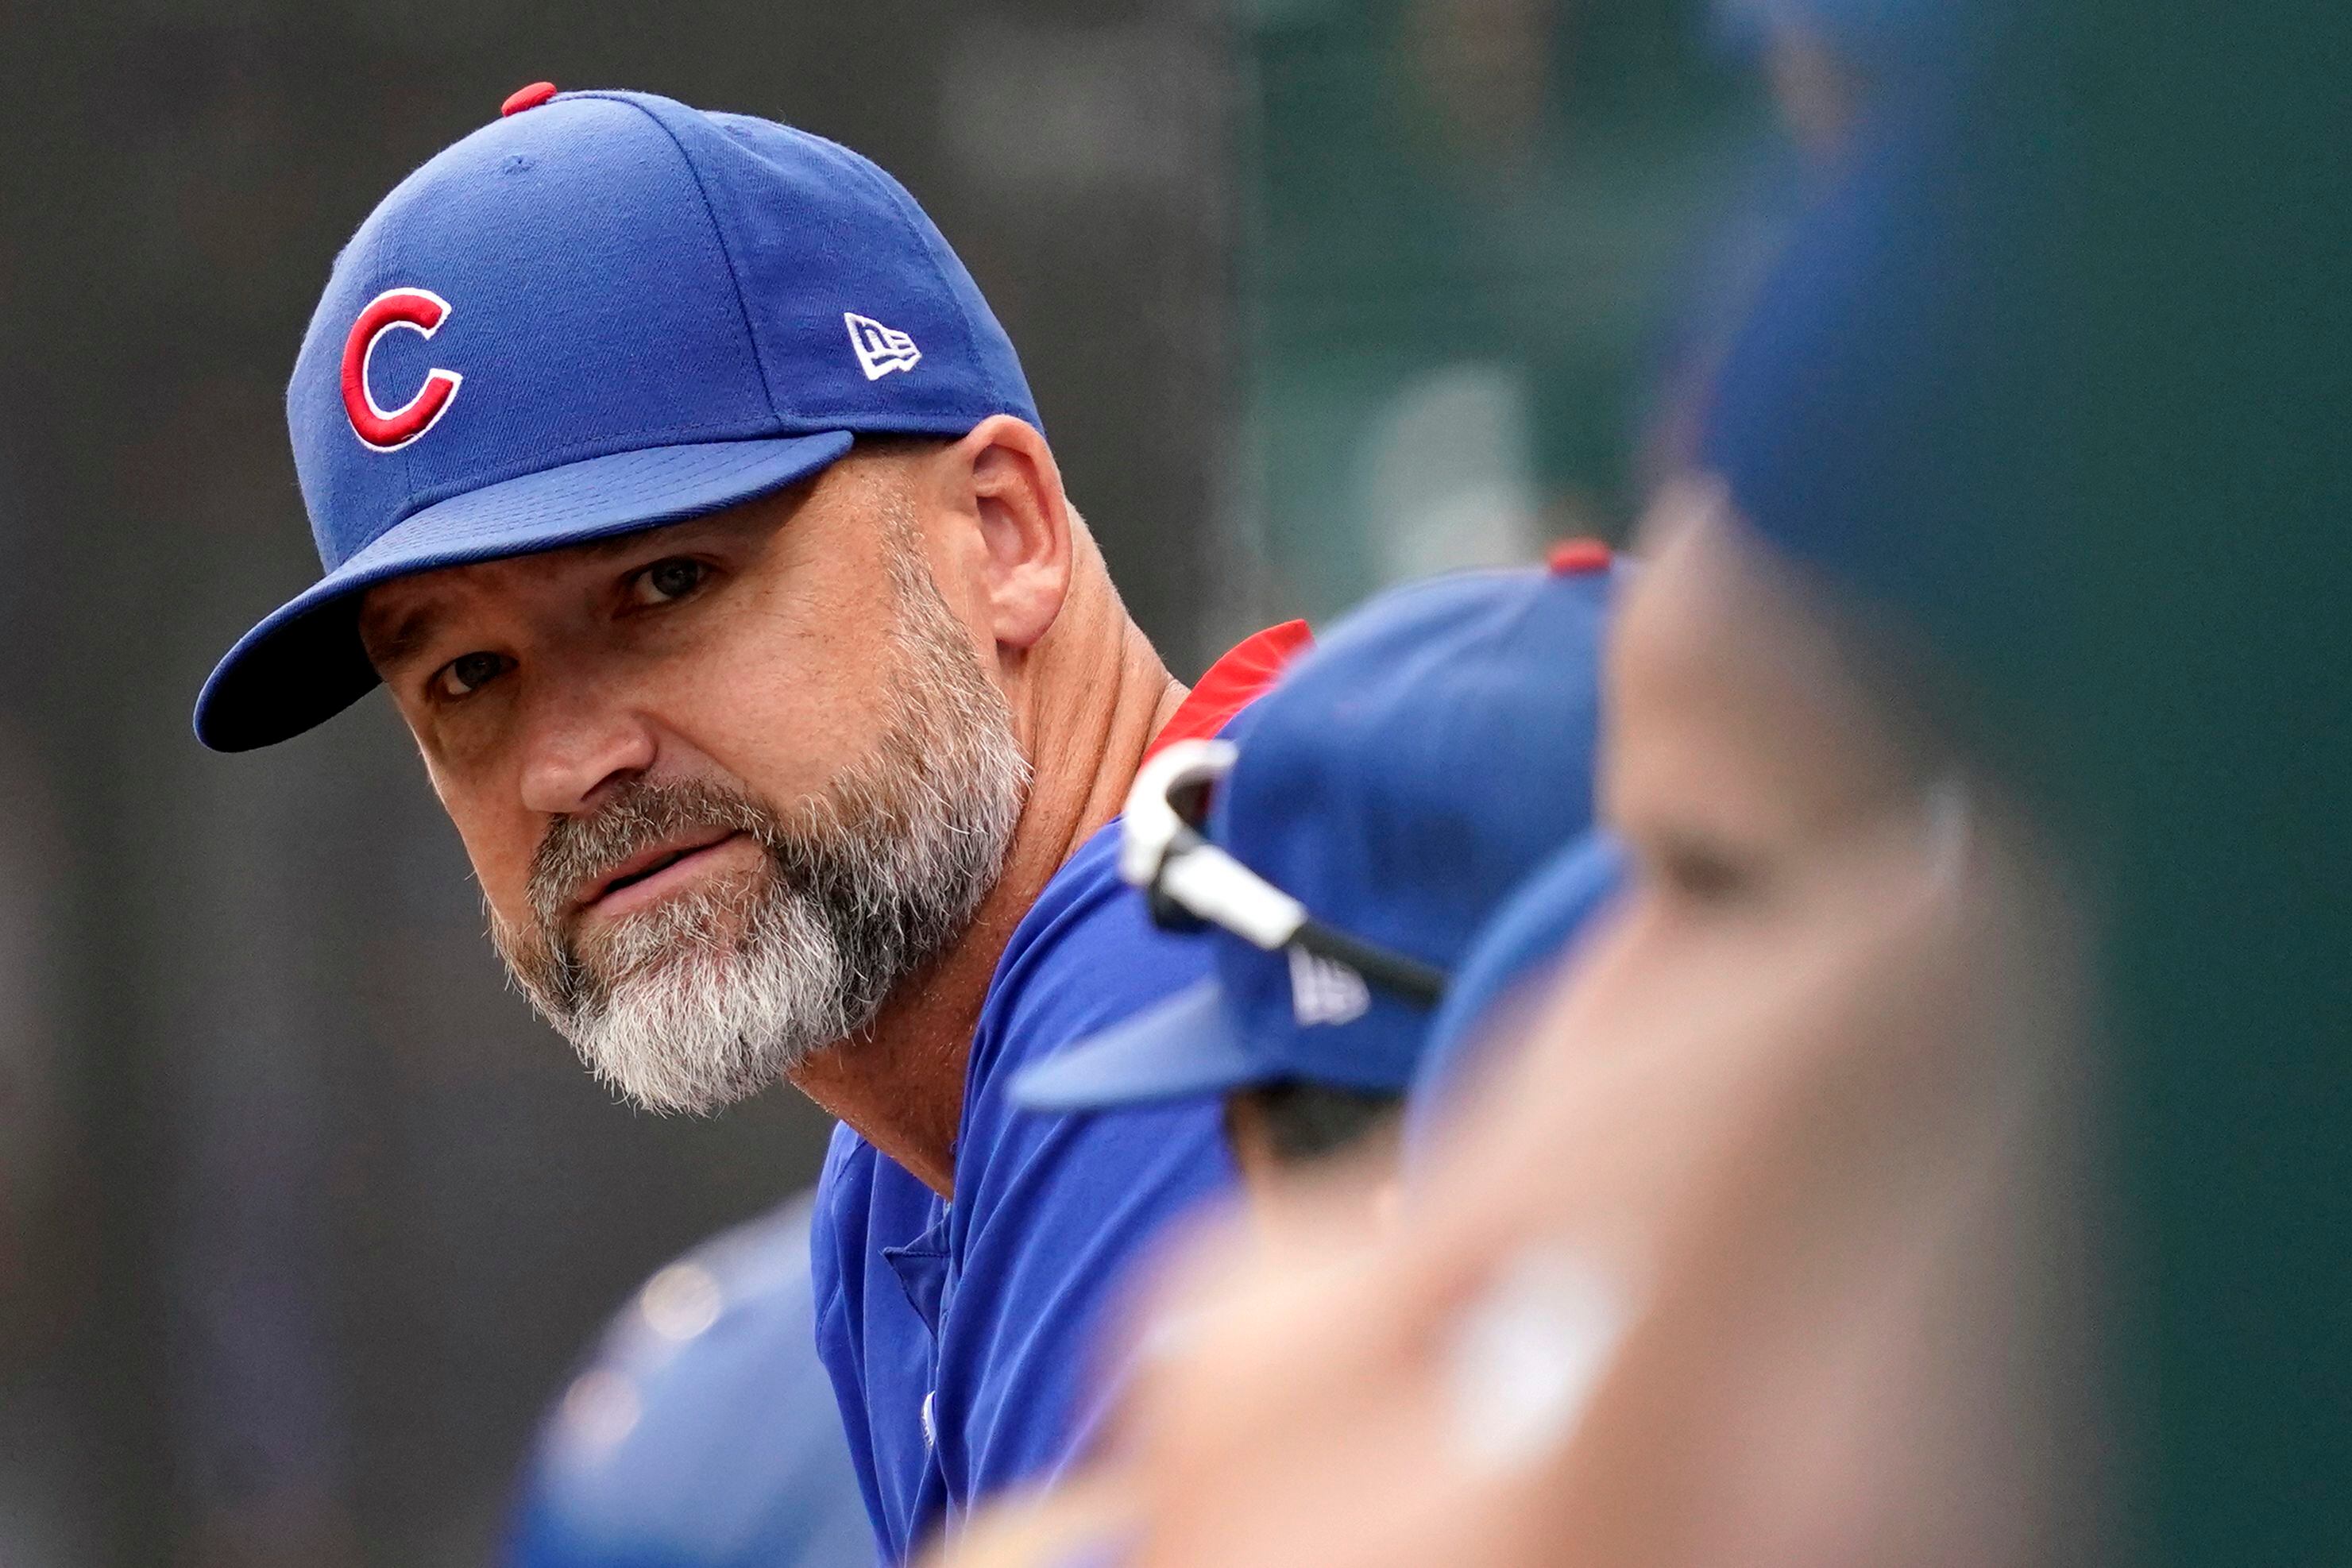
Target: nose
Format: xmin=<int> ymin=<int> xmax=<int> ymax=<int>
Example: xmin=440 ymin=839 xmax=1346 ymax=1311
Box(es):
xmin=517 ymin=680 xmax=659 ymax=818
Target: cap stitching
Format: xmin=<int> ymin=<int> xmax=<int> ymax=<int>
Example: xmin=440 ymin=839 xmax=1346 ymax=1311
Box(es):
xmin=573 ymin=91 xmax=785 ymax=427
xmin=810 ymin=129 xmax=1006 ymax=418
xmin=380 ymin=218 xmax=423 ymax=513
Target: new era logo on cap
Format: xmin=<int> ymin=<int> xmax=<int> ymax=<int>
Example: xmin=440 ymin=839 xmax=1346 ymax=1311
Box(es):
xmin=1289 ymin=947 xmax=1371 ymax=1028
xmin=844 ymin=312 xmax=921 ymax=380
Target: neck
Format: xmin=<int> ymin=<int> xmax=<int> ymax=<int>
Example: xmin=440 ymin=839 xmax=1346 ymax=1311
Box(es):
xmin=789 ymin=571 xmax=1184 ymax=1197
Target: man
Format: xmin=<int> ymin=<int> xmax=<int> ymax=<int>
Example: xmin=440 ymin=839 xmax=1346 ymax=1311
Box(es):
xmin=192 ymin=85 xmax=1304 ymax=1562
xmin=1011 ymin=546 xmax=1622 ymax=1210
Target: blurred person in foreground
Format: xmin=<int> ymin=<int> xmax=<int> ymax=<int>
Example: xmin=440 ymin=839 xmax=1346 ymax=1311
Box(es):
xmin=1095 ymin=497 xmax=2100 ymax=1558
xmin=1010 ymin=546 xmax=1622 ymax=1224
xmin=188 ymin=85 xmax=1307 ymax=1562
xmin=948 ymin=85 xmax=2117 ymax=1568
xmin=977 ymin=0 xmax=2352 ymax=1556
xmin=507 ymin=1195 xmax=868 ymax=1568
xmin=1400 ymin=826 xmax=1628 ymax=1153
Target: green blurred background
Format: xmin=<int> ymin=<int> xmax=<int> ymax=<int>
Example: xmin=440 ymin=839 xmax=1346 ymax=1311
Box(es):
xmin=1230 ymin=0 xmax=1764 ymax=632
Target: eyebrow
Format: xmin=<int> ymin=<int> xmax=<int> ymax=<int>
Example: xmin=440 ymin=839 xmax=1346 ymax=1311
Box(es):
xmin=576 ymin=527 xmax=689 ymax=562
xmin=359 ymin=601 xmax=445 ymax=672
xmin=358 ymin=527 xmax=705 ymax=671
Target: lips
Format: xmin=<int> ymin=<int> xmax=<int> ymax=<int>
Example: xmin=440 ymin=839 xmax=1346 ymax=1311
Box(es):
xmin=575 ymin=828 xmax=744 ymax=917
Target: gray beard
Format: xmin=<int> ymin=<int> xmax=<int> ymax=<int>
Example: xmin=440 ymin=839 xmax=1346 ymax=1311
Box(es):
xmin=488 ymin=543 xmax=1029 ymax=1114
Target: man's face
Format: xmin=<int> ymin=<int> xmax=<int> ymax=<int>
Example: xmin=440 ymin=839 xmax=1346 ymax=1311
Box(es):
xmin=1383 ymin=479 xmax=2084 ymax=1564
xmin=359 ymin=450 xmax=1030 ymax=1112
xmin=1582 ymin=478 xmax=1948 ymax=1036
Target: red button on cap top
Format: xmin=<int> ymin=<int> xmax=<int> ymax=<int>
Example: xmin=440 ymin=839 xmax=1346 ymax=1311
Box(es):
xmin=502 ymin=81 xmax=558 ymax=116
xmin=1547 ymin=537 xmax=1612 ymax=575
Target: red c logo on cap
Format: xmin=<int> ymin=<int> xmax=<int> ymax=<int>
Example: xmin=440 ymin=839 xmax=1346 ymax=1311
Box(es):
xmin=341 ymin=288 xmax=463 ymax=451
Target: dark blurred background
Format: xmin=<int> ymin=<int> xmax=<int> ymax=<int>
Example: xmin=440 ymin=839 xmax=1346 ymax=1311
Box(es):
xmin=0 ymin=2 xmax=1763 ymax=1562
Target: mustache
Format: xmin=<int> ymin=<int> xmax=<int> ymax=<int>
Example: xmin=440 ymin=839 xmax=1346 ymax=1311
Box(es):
xmin=527 ymin=777 xmax=783 ymax=931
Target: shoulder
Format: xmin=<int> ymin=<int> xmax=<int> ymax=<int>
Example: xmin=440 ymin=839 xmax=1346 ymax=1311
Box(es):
xmin=949 ymin=814 xmax=1234 ymax=1249
xmin=925 ymin=822 xmax=1239 ymax=1487
xmin=970 ymin=820 xmax=1210 ymax=1083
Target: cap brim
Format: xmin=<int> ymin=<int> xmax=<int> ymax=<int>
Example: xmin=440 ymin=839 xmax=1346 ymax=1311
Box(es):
xmin=1010 ymin=978 xmax=1276 ymax=1114
xmin=193 ymin=431 xmax=855 ymax=752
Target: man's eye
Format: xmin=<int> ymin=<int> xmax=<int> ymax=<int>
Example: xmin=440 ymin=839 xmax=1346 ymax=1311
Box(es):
xmin=434 ymin=651 xmax=511 ymax=699
xmin=627 ymin=558 xmax=709 ymax=607
xmin=1650 ymin=832 xmax=1763 ymax=908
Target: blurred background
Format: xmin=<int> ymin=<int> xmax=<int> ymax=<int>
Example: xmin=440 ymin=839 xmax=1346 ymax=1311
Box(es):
xmin=0 ymin=2 xmax=1811 ymax=1562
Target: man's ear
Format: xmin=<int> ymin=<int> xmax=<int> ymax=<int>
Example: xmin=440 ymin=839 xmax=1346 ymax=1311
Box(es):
xmin=951 ymin=414 xmax=1072 ymax=652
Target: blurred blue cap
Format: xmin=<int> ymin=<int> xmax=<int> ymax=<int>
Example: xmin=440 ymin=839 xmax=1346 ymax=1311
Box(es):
xmin=504 ymin=1193 xmax=871 ymax=1568
xmin=1404 ymin=831 xmax=1628 ymax=1157
xmin=1692 ymin=79 xmax=2058 ymax=716
xmin=1013 ymin=548 xmax=1620 ymax=1114
xmin=196 ymin=86 xmax=1037 ymax=751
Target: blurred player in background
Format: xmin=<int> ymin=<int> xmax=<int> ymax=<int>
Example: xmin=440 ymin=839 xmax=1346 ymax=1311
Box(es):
xmin=1012 ymin=548 xmax=1621 ymax=1220
xmin=1715 ymin=0 xmax=1948 ymax=156
xmin=190 ymin=85 xmax=1306 ymax=1562
xmin=1636 ymin=0 xmax=1956 ymax=501
xmin=506 ymin=1195 xmax=868 ymax=1568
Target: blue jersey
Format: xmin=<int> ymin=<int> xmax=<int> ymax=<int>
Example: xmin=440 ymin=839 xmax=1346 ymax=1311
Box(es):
xmin=809 ymin=623 xmax=1308 ymax=1565
xmin=506 ymin=1194 xmax=870 ymax=1568
xmin=811 ymin=823 xmax=1237 ymax=1562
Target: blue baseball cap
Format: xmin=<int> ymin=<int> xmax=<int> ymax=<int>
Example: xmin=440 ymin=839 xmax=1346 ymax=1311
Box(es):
xmin=195 ymin=86 xmax=1039 ymax=752
xmin=504 ymin=1193 xmax=871 ymax=1568
xmin=1011 ymin=546 xmax=1620 ymax=1114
